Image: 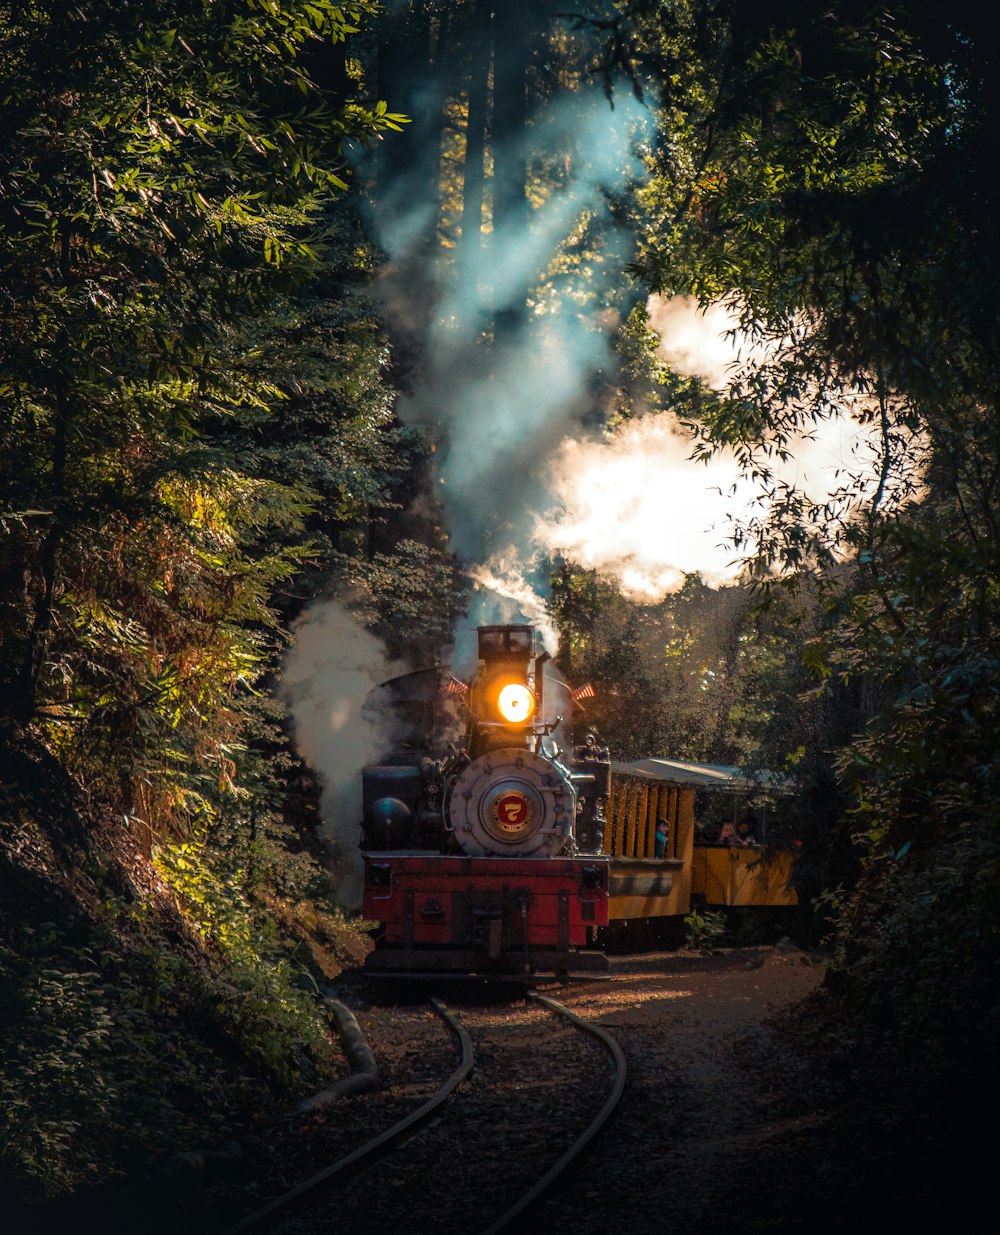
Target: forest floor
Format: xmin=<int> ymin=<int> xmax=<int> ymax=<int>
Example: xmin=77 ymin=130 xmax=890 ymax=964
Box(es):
xmin=189 ymin=937 xmax=990 ymax=1235
xmin=549 ymin=942 xmax=988 ymax=1235
xmin=4 ymin=728 xmax=987 ymax=1233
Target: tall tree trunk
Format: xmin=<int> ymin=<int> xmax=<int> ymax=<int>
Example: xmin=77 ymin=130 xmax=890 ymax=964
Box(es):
xmin=458 ymin=0 xmax=491 ymax=318
xmin=490 ymin=1 xmax=531 ymax=344
xmin=375 ymin=1 xmax=452 ymax=255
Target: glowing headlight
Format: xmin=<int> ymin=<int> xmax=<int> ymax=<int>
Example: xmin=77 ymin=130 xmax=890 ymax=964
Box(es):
xmin=497 ymin=683 xmax=535 ymax=723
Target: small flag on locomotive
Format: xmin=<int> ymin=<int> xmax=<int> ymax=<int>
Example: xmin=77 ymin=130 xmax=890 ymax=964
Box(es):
xmin=360 ymin=624 xmax=611 ymax=978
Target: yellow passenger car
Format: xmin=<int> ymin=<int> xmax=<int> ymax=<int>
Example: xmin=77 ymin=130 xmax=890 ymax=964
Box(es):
xmin=604 ymin=758 xmax=798 ymax=921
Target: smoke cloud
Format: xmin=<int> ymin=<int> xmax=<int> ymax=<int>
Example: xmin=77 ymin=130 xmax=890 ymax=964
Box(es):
xmin=280 ymin=601 xmax=401 ymax=910
xmin=646 ymin=295 xmax=747 ymax=388
xmin=534 ymin=414 xmax=749 ymax=598
xmin=535 ymin=295 xmax=913 ymax=599
xmin=378 ymin=86 xmax=654 ymax=623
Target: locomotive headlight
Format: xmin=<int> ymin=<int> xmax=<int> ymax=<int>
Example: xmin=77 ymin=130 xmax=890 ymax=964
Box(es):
xmin=497 ymin=682 xmax=535 ymax=723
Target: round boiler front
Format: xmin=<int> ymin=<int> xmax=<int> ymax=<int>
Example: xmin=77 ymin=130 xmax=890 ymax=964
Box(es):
xmin=447 ymin=748 xmax=575 ymax=856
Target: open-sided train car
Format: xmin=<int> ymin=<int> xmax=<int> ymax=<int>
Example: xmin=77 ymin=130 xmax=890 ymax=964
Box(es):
xmin=604 ymin=758 xmax=798 ymax=921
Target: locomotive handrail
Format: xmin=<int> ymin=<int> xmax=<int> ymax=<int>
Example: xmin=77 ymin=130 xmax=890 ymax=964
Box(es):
xmin=219 ymin=999 xmax=473 ymax=1235
xmin=479 ymin=992 xmax=627 ymax=1235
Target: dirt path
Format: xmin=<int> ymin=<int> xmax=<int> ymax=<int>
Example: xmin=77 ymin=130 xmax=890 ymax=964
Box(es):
xmin=201 ymin=940 xmax=994 ymax=1235
xmin=193 ymin=944 xmax=829 ymax=1235
xmin=533 ymin=944 xmax=826 ymax=1235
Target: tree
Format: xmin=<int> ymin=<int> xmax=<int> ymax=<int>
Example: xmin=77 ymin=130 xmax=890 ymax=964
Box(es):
xmin=0 ymin=4 xmax=447 ymax=1198
xmin=609 ymin=0 xmax=1000 ymax=1081
xmin=0 ymin=0 xmax=404 ymax=824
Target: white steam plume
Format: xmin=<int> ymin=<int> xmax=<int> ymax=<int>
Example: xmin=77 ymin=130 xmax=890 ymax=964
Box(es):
xmin=469 ymin=558 xmax=559 ymax=653
xmin=645 ymin=293 xmax=772 ymax=388
xmin=446 ymin=554 xmax=560 ymax=676
xmin=535 ymin=409 xmax=881 ymax=599
xmin=280 ymin=601 xmax=400 ymax=911
xmin=535 ymin=295 xmax=914 ymax=600
xmin=381 ymin=88 xmax=653 ymax=576
xmin=534 ymin=416 xmax=748 ymax=597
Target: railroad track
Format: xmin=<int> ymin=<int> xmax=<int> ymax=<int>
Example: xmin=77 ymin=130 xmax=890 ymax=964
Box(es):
xmin=220 ymin=992 xmax=626 ymax=1235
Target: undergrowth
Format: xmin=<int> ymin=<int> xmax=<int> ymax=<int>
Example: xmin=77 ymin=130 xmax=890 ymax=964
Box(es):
xmin=0 ymin=733 xmax=363 ymax=1206
xmin=830 ymin=823 xmax=1000 ymax=1084
xmin=683 ymin=907 xmax=728 ymax=951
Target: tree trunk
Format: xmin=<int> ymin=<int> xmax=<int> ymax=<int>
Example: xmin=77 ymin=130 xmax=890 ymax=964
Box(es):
xmin=490 ymin=1 xmax=532 ymax=344
xmin=458 ymin=0 xmax=491 ymax=315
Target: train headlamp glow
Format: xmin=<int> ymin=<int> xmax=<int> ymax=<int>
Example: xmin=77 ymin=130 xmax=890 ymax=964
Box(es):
xmin=497 ymin=682 xmax=535 ymax=723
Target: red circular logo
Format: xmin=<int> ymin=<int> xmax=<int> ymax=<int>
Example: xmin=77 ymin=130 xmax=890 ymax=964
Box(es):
xmin=493 ymin=790 xmax=532 ymax=832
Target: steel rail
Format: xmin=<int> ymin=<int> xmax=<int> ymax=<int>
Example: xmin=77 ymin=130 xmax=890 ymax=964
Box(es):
xmin=478 ymin=991 xmax=627 ymax=1235
xmin=220 ymin=998 xmax=473 ymax=1235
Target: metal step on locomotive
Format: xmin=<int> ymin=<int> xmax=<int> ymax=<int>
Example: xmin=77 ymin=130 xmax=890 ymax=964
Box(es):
xmin=360 ymin=623 xmax=611 ymax=979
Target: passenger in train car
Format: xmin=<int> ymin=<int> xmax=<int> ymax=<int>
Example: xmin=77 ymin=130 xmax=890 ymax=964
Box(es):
xmin=736 ymin=819 xmax=759 ymax=847
xmin=654 ymin=818 xmax=668 ymax=859
xmin=717 ymin=821 xmax=739 ymax=845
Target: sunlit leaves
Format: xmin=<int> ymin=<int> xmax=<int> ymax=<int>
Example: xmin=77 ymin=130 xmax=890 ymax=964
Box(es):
xmin=0 ymin=1 xmax=404 ymax=836
xmin=617 ymin=2 xmax=1000 ymax=872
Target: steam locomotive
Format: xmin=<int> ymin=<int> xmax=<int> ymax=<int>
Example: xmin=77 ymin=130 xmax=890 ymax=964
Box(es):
xmin=360 ymin=623 xmax=611 ymax=978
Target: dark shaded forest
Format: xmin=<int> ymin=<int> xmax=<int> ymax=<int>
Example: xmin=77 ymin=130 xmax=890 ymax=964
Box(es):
xmin=2 ymin=0 xmax=998 ymax=1220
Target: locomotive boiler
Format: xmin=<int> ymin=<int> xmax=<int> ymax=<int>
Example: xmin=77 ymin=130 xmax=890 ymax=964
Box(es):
xmin=360 ymin=623 xmax=611 ymax=978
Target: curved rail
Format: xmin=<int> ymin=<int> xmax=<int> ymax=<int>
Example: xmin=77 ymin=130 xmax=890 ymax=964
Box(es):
xmin=478 ymin=991 xmax=627 ymax=1235
xmin=220 ymin=998 xmax=473 ymax=1235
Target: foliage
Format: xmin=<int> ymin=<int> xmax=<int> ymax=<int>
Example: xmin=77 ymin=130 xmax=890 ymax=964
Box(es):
xmin=608 ymin=0 xmax=1000 ymax=1078
xmin=830 ymin=824 xmax=1000 ymax=1079
xmin=0 ymin=1 xmax=432 ymax=1206
xmin=0 ymin=722 xmax=359 ymax=1204
xmin=552 ymin=563 xmax=813 ymax=767
xmin=0 ymin=909 xmax=335 ymax=1202
xmin=0 ymin=0 xmax=405 ymax=832
xmin=683 ymin=907 xmax=727 ymax=952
